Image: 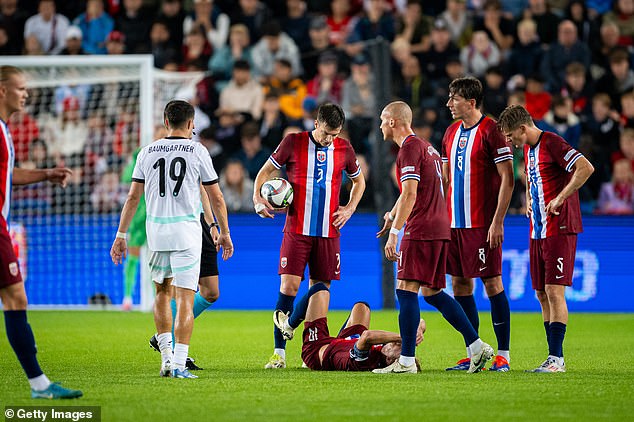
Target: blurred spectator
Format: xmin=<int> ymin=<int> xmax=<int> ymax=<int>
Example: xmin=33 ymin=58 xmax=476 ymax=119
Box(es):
xmin=302 ymin=15 xmax=345 ymax=81
xmin=183 ymin=0 xmax=230 ymax=51
xmin=209 ymin=24 xmax=252 ymax=91
xmin=116 ymin=0 xmax=153 ymax=54
xmin=561 ymin=62 xmax=593 ymax=120
xmin=219 ymin=59 xmax=264 ymax=120
xmin=482 ymin=66 xmax=507 ymax=118
xmin=612 ymin=126 xmax=634 ymax=167
xmin=596 ymin=47 xmax=634 ymax=110
xmin=342 ymin=53 xmax=375 ymax=154
xmin=24 ymin=0 xmax=69 ymax=55
xmin=393 ymin=55 xmax=433 ymax=115
xmin=439 ymin=0 xmax=472 ymax=48
xmin=41 ymin=97 xmax=89 ymax=160
xmin=298 ymin=97 xmax=318 ymax=131
xmin=0 ymin=24 xmax=11 ymax=55
xmin=54 ymin=81 xmax=90 ymax=116
xmin=215 ymin=109 xmax=243 ymax=156
xmin=232 ymin=121 xmax=272 ymax=180
xmin=524 ymin=0 xmax=561 ymax=46
xmin=566 ymin=0 xmax=599 ymax=46
xmin=619 ymin=91 xmax=634 ymax=127
xmin=23 ymin=34 xmax=44 ymax=55
xmin=537 ymin=95 xmax=582 ymax=148
xmin=90 ymin=169 xmax=127 ymax=213
xmin=592 ymin=21 xmax=622 ymax=75
xmin=282 ymin=0 xmax=311 ymax=51
xmin=395 ymin=0 xmax=432 ymax=55
xmin=327 ymin=0 xmax=357 ymax=46
xmin=346 ymin=0 xmax=395 ymax=57
xmin=259 ymin=93 xmax=289 ymax=150
xmin=596 ymin=158 xmax=634 ymax=214
xmin=473 ymin=0 xmax=514 ymax=52
xmin=525 ymin=73 xmax=552 ymax=120
xmin=150 ymin=19 xmax=180 ymax=69
xmin=20 ymin=138 xmax=55 ymax=170
xmin=157 ymin=0 xmax=185 ymax=48
xmin=460 ymin=30 xmax=501 ymax=78
xmin=417 ymin=18 xmax=460 ymax=81
xmin=219 ymin=159 xmax=255 ymax=212
xmin=263 ymin=58 xmax=307 ymax=120
xmin=251 ymin=20 xmax=302 ymax=80
xmin=85 ymin=110 xmax=115 ymax=163
xmin=508 ymin=161 xmax=527 ymax=215
xmin=540 ymin=20 xmax=591 ymax=93
xmin=505 ymin=18 xmax=542 ymax=79
xmin=105 ymin=30 xmax=126 ymax=54
xmin=8 ymin=111 xmax=39 ymax=164
xmin=60 ymin=25 xmax=85 ymax=55
xmin=199 ymin=126 xmax=227 ymax=174
xmin=230 ymin=0 xmax=273 ymax=44
xmin=113 ymin=102 xmax=140 ymax=158
xmin=73 ymin=0 xmax=114 ymax=54
xmin=0 ymin=0 xmax=27 ymax=54
xmin=306 ymin=51 xmax=344 ymax=103
xmin=340 ymin=153 xmax=373 ymax=210
xmin=51 ymin=154 xmax=91 ymax=214
xmin=603 ymin=0 xmax=634 ymax=46
xmin=182 ymin=25 xmax=212 ymax=69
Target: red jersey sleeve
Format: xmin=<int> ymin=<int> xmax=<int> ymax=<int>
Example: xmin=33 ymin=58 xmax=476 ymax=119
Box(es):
xmin=269 ymin=134 xmax=294 ymax=169
xmin=485 ymin=120 xmax=514 ymax=165
xmin=545 ymin=133 xmax=584 ymax=172
xmin=441 ymin=127 xmax=450 ymax=164
xmin=344 ymin=141 xmax=361 ymax=178
xmin=397 ymin=140 xmax=422 ymax=184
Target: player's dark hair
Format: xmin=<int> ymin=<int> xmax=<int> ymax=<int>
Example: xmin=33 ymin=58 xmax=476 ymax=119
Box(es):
xmin=449 ymin=77 xmax=483 ymax=109
xmin=498 ymin=104 xmax=533 ymax=133
xmin=163 ymin=100 xmax=194 ymax=129
xmin=316 ymin=103 xmax=345 ymax=129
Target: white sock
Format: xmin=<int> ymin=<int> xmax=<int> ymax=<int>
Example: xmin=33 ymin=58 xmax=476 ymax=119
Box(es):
xmin=498 ymin=350 xmax=510 ymax=361
xmin=468 ymin=338 xmax=484 ymax=356
xmin=274 ymin=348 xmax=286 ymax=360
xmin=466 ymin=347 xmax=471 ymax=359
xmin=157 ymin=332 xmax=173 ymax=364
xmin=29 ymin=374 xmax=51 ymax=391
xmin=173 ymin=343 xmax=189 ymax=371
xmin=399 ymin=355 xmax=415 ymax=367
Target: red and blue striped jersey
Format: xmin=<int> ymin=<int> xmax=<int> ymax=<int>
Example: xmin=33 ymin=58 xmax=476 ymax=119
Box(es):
xmin=441 ymin=115 xmax=513 ymax=228
xmin=0 ymin=120 xmax=15 ymax=228
xmin=269 ymin=131 xmax=361 ymax=238
xmin=525 ymin=131 xmax=583 ymax=239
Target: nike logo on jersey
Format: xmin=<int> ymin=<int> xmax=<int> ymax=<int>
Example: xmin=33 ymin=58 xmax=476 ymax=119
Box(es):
xmin=334 ymin=271 xmax=340 ymax=275
xmin=555 ymin=275 xmax=564 ymax=279
xmin=479 ymin=266 xmax=487 ymax=272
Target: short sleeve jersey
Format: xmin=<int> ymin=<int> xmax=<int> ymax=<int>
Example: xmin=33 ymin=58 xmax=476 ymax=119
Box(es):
xmin=132 ymin=137 xmax=218 ymax=251
xmin=321 ymin=340 xmax=386 ymax=371
xmin=396 ymin=135 xmax=450 ymax=241
xmin=524 ymin=131 xmax=584 ymax=239
xmin=269 ymin=131 xmax=361 ymax=238
xmin=0 ymin=120 xmax=15 ymax=226
xmin=441 ymin=116 xmax=513 ymax=228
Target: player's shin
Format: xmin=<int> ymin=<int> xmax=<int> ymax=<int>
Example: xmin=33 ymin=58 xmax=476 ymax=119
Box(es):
xmin=396 ymin=289 xmax=419 ymax=367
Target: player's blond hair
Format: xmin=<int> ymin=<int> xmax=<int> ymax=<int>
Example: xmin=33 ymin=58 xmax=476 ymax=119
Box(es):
xmin=384 ymin=101 xmax=413 ymax=126
xmin=0 ymin=65 xmax=24 ymax=83
xmin=498 ymin=104 xmax=534 ymax=133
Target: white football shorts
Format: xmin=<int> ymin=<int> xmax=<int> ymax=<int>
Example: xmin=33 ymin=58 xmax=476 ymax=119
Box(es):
xmin=148 ymin=245 xmax=201 ymax=291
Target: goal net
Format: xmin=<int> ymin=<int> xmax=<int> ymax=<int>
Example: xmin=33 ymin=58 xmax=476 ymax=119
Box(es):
xmin=0 ymin=55 xmax=204 ymax=310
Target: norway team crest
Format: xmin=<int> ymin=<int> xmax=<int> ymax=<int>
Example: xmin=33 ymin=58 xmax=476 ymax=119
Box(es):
xmin=458 ymin=136 xmax=468 ymax=149
xmin=316 ymin=150 xmax=326 ymax=163
xmin=529 ymin=154 xmax=536 ymax=168
xmin=281 ymin=257 xmax=287 ymax=268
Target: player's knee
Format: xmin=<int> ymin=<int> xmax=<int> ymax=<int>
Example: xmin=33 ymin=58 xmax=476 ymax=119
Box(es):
xmin=483 ymin=278 xmax=503 ymax=296
xmin=535 ymin=290 xmax=548 ymax=302
xmin=452 ymin=281 xmax=473 ymax=296
xmin=352 ymin=301 xmax=370 ymax=313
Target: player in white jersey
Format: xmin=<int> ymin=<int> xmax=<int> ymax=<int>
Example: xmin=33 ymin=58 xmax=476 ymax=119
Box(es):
xmin=111 ymin=100 xmax=233 ymax=379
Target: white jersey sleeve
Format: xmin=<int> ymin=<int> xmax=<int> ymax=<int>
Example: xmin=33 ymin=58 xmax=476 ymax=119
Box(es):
xmin=196 ymin=143 xmax=218 ymax=185
xmin=131 ymin=148 xmax=147 ymax=182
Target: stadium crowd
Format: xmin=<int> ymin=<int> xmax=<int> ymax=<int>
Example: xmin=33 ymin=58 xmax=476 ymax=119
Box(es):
xmin=2 ymin=0 xmax=634 ymax=215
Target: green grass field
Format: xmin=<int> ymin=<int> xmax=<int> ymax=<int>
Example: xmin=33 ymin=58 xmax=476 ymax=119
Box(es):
xmin=1 ymin=310 xmax=633 ymax=421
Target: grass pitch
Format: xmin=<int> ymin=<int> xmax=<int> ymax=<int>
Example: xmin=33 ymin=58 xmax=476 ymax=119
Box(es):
xmin=1 ymin=310 xmax=633 ymax=421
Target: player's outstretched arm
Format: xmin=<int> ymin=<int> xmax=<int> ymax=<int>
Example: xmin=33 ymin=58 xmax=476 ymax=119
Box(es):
xmin=111 ymin=181 xmax=144 ymax=264
xmin=204 ymin=183 xmax=234 ymax=260
xmin=334 ymin=171 xmax=366 ymax=229
xmin=13 ymin=167 xmax=72 ymax=187
xmin=356 ymin=330 xmax=402 ymax=351
xmin=545 ymin=156 xmax=594 ymax=216
xmin=252 ymin=160 xmax=276 ymax=218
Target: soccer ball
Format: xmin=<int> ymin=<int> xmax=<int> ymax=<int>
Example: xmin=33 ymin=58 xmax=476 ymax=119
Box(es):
xmin=260 ymin=178 xmax=293 ymax=209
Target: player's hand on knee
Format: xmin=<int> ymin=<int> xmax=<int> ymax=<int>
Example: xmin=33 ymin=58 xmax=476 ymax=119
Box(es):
xmin=376 ymin=212 xmax=392 ymax=238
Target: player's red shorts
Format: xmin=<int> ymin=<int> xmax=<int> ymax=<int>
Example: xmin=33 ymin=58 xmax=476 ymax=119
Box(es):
xmin=279 ymin=232 xmax=341 ymax=281
xmin=397 ymin=239 xmax=447 ymax=289
xmin=301 ymin=318 xmax=367 ymax=370
xmin=447 ymin=228 xmax=502 ymax=279
xmin=0 ymin=224 xmax=23 ymax=289
xmin=530 ymin=234 xmax=577 ymax=291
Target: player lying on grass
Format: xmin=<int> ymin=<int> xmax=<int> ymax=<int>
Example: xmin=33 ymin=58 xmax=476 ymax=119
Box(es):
xmin=274 ymin=283 xmax=424 ymax=371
